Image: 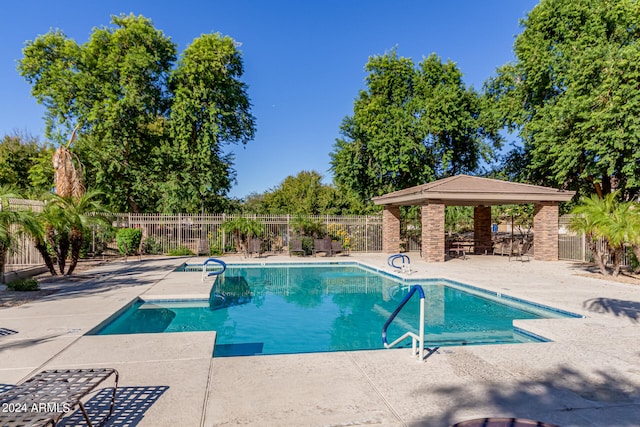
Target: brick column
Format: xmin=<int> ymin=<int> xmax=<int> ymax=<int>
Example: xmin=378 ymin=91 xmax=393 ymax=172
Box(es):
xmin=382 ymin=206 xmax=401 ymax=253
xmin=473 ymin=205 xmax=492 ymax=254
xmin=421 ymin=203 xmax=445 ymax=262
xmin=533 ymin=202 xmax=559 ymax=261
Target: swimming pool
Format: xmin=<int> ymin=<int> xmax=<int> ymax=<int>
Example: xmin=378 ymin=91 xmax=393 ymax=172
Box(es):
xmin=90 ymin=263 xmax=579 ymax=357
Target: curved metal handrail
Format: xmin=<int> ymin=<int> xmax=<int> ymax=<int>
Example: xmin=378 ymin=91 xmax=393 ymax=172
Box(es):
xmin=202 ymin=258 xmax=227 ymax=281
xmin=387 ymin=254 xmax=411 ymax=272
xmin=381 ymin=284 xmax=425 ymax=360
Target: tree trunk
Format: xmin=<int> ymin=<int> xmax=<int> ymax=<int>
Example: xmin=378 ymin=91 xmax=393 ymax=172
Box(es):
xmin=34 ymin=240 xmax=57 ymax=275
xmin=611 ymin=246 xmax=624 ymax=277
xmin=587 ymin=238 xmax=609 ymax=275
xmin=633 ymin=244 xmax=640 ymax=274
xmin=0 ymin=247 xmax=6 ymax=284
xmin=65 ymin=228 xmax=83 ymax=275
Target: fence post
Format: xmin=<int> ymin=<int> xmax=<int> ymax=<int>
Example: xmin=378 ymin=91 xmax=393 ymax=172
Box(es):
xmin=222 ymin=213 xmax=226 ymax=253
xmin=365 ymin=216 xmax=369 ymax=252
xmin=581 ymin=231 xmax=586 ymax=262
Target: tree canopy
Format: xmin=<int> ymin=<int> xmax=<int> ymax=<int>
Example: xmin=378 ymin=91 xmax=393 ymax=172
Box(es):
xmin=0 ymin=132 xmax=53 ymax=197
xmin=243 ymin=170 xmax=373 ymax=215
xmin=18 ymin=14 xmax=255 ymax=213
xmin=486 ymin=0 xmax=640 ymax=200
xmin=331 ymin=50 xmax=501 ymax=203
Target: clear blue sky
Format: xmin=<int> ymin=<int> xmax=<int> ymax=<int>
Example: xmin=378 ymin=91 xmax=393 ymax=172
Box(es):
xmin=0 ymin=1 xmax=539 ymax=199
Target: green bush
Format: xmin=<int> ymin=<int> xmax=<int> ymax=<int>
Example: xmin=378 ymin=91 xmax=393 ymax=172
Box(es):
xmin=7 ymin=278 xmax=40 ymax=292
xmin=168 ymin=246 xmax=195 ymax=256
xmin=116 ymin=228 xmax=143 ymax=255
xmin=141 ymin=236 xmax=163 ymax=255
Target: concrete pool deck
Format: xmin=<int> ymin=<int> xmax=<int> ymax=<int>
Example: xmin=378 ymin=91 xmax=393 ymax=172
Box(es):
xmin=0 ymin=254 xmax=638 ymax=426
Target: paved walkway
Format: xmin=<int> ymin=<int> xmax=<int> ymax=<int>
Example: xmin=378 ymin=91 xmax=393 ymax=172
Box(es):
xmin=0 ymin=254 xmax=639 ymax=426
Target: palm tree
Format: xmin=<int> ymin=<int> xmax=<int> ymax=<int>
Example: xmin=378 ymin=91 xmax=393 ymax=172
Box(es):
xmin=569 ymin=193 xmax=616 ymax=275
xmin=221 ymin=217 xmax=264 ymax=255
xmin=0 ymin=187 xmax=33 ymax=283
xmin=602 ymin=200 xmax=636 ymax=276
xmin=45 ymin=190 xmax=111 ymax=275
xmin=19 ymin=208 xmax=57 ymax=276
xmin=569 ymin=191 xmax=634 ymax=276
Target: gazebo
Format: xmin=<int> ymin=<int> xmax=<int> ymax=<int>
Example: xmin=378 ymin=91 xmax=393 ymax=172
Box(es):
xmin=372 ymin=175 xmax=575 ymax=262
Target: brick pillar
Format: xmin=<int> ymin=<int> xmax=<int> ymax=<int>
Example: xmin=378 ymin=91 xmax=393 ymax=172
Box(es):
xmin=382 ymin=206 xmax=401 ymax=253
xmin=473 ymin=205 xmax=492 ymax=254
xmin=533 ymin=202 xmax=559 ymax=261
xmin=421 ymin=203 xmax=445 ymax=262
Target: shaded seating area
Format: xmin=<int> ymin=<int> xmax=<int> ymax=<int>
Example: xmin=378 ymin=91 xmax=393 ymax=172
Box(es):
xmin=0 ymin=368 xmax=119 ymax=426
xmin=372 ymin=174 xmax=575 ymax=262
xmin=492 ymin=237 xmax=533 ymax=261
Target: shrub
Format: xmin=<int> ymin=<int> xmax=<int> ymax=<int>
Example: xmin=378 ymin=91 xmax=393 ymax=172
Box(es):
xmin=116 ymin=228 xmax=143 ymax=255
xmin=141 ymin=236 xmax=163 ymax=255
xmin=7 ymin=278 xmax=40 ymax=292
xmin=168 ymin=246 xmax=194 ymax=256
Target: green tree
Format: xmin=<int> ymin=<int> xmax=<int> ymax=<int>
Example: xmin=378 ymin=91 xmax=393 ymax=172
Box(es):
xmin=18 ymin=14 xmax=255 ymax=213
xmin=42 ymin=191 xmax=111 ymax=275
xmin=0 ymin=187 xmax=39 ymax=283
xmin=569 ymin=192 xmax=632 ymax=276
xmin=221 ymin=217 xmax=264 ymax=255
xmin=263 ymin=171 xmax=329 ymax=215
xmin=0 ymin=132 xmax=54 ymax=196
xmin=161 ymin=33 xmax=256 ymax=213
xmin=331 ymin=50 xmax=501 ymax=203
xmin=249 ymin=170 xmax=372 ymax=215
xmin=20 ymin=208 xmax=57 ymax=276
xmin=486 ymin=0 xmax=640 ymax=200
xmin=48 ymin=190 xmax=111 ymax=275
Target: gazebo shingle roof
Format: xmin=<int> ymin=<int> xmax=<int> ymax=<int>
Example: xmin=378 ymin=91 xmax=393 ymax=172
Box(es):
xmin=371 ymin=174 xmax=575 ymax=206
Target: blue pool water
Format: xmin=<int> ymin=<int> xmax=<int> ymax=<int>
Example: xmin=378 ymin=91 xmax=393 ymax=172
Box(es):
xmin=91 ymin=263 xmax=578 ymax=357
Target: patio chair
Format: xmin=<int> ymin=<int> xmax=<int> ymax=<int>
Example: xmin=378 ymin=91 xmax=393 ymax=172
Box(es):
xmin=0 ymin=368 xmax=119 ymax=427
xmin=512 ymin=239 xmax=533 ymax=262
xmin=331 ymin=240 xmax=345 ymax=256
xmin=289 ymin=238 xmax=305 ymax=257
xmin=493 ymin=238 xmax=515 ymax=257
xmin=313 ymin=238 xmax=333 ymax=257
xmin=248 ymin=238 xmax=264 ymax=257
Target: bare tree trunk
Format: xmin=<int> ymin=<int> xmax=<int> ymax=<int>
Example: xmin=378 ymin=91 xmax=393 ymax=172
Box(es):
xmin=611 ymin=246 xmax=624 ymax=277
xmin=587 ymin=238 xmax=609 ymax=275
xmin=633 ymin=244 xmax=640 ymax=274
xmin=34 ymin=240 xmax=57 ymax=276
xmin=65 ymin=228 xmax=83 ymax=276
xmin=0 ymin=247 xmax=6 ymax=284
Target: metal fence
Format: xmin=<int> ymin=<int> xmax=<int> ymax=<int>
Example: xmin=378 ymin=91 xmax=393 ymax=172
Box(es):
xmin=113 ymin=213 xmax=383 ymax=255
xmin=4 ymin=199 xmax=45 ymax=272
xmin=4 ymin=199 xmax=633 ymax=272
xmin=558 ymin=215 xmax=632 ymax=266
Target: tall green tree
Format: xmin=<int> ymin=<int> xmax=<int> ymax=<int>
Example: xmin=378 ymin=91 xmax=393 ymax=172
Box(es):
xmin=331 ymin=50 xmax=501 ymax=203
xmin=160 ymin=33 xmax=255 ymax=213
xmin=0 ymin=132 xmax=54 ymax=196
xmin=486 ymin=0 xmax=640 ymax=200
xmin=18 ymin=14 xmax=255 ymax=213
xmin=250 ymin=170 xmax=373 ymax=215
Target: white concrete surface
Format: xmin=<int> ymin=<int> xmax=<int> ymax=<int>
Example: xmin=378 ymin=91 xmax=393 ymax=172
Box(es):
xmin=0 ymin=253 xmax=638 ymax=426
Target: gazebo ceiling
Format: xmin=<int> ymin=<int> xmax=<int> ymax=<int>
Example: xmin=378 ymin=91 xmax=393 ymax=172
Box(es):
xmin=371 ymin=175 xmax=576 ymax=206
